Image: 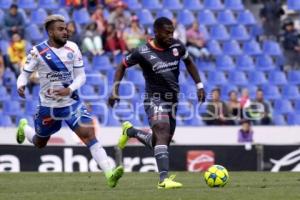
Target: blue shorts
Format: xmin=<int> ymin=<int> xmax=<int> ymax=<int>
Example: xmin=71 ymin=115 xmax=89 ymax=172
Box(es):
xmin=34 ymin=101 xmax=93 ymax=137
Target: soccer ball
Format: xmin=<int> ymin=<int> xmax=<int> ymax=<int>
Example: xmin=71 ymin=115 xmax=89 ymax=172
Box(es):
xmin=204 ymin=165 xmax=229 ymax=187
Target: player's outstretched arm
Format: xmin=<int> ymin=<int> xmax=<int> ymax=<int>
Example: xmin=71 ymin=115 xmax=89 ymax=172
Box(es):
xmin=183 ymin=56 xmax=206 ymax=103
xmin=108 ymin=63 xmax=126 ymax=107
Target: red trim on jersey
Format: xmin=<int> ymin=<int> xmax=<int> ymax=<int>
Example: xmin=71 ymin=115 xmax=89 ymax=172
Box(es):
xmin=148 ymin=38 xmax=165 ymax=51
xmin=39 ymin=47 xmax=50 ymax=55
xmin=151 ymin=114 xmax=169 ymax=120
xmin=122 ymin=58 xmax=129 ymax=68
xmin=64 ymin=46 xmax=75 ymax=52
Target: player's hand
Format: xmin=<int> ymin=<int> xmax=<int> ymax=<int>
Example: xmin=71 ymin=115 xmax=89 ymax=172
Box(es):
xmin=18 ymin=86 xmax=26 ymax=98
xmin=197 ymin=88 xmax=206 ymax=103
xmin=108 ymin=94 xmax=120 ymax=108
xmin=52 ymin=88 xmax=72 ymax=96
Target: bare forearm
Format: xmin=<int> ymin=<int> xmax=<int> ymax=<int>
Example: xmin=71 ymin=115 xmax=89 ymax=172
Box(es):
xmin=185 ymin=58 xmax=202 ymax=84
xmin=113 ymin=64 xmax=126 ymax=94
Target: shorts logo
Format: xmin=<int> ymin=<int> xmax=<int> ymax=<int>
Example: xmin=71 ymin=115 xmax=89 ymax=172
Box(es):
xmin=67 ymin=52 xmax=74 ymax=60
xmin=187 ymin=150 xmax=215 ymax=172
xmin=42 ymin=117 xmax=54 ymax=126
xmin=172 ymin=48 xmax=179 ymax=57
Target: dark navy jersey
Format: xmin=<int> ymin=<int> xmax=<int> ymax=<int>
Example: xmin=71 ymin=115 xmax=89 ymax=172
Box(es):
xmin=123 ymin=38 xmax=189 ymax=102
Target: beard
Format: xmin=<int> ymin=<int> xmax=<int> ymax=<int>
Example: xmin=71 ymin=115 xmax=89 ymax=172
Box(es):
xmin=53 ymin=36 xmax=67 ymax=46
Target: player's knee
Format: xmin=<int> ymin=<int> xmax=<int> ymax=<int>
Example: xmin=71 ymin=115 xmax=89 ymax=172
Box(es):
xmin=153 ymin=123 xmax=170 ymax=143
xmin=78 ymin=128 xmax=96 ymax=145
xmin=34 ymin=141 xmax=47 ymax=149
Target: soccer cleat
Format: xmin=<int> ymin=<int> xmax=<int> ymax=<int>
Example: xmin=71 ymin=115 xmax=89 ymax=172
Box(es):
xmin=118 ymin=121 xmax=133 ymax=150
xmin=157 ymin=175 xmax=183 ymax=189
xmin=106 ymin=166 xmax=124 ymax=188
xmin=16 ymin=118 xmax=28 ymax=144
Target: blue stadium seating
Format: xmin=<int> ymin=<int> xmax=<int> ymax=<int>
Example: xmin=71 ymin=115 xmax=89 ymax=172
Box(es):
xmin=0 ymin=116 xmax=14 ymax=127
xmin=237 ymin=10 xmax=256 ymax=25
xmin=31 ymin=8 xmax=48 ymax=25
xmin=24 ymin=99 xmax=38 ymax=115
xmin=287 ymin=71 xmax=300 ymax=84
xmin=282 ymin=85 xmax=300 ymax=100
xmin=243 ymin=40 xmax=262 ymax=55
xmin=38 ymin=0 xmax=60 ymax=10
xmin=183 ymin=0 xmax=203 ymax=11
xmin=223 ymin=40 xmax=242 ymax=56
xmin=25 ymin=24 xmax=44 ymax=42
xmin=92 ymin=55 xmax=112 ymax=71
xmin=72 ymin=8 xmax=91 ymax=24
xmin=18 ymin=0 xmax=37 ymax=10
xmin=142 ymin=0 xmax=162 ymax=10
xmin=230 ymin=25 xmax=250 ymax=41
xmin=198 ymin=25 xmax=210 ymax=40
xmin=287 ymin=114 xmax=300 ymax=125
xmin=3 ymin=100 xmax=23 ymax=116
xmin=246 ymin=85 xmax=258 ymax=99
xmin=228 ymin=71 xmax=248 ymax=86
xmin=204 ymin=0 xmax=224 ymax=10
xmin=262 ymin=85 xmax=281 ymax=100
xmin=0 ymin=86 xmax=9 ymax=101
xmin=208 ymin=71 xmax=227 ymax=85
xmin=156 ymin=9 xmax=174 ymax=19
xmin=210 ymin=25 xmax=230 ymax=41
xmin=216 ymin=55 xmax=235 ymax=71
xmin=126 ymin=69 xmax=144 ymax=86
xmin=162 ymin=0 xmax=183 ymax=10
xmin=198 ymin=10 xmax=217 ymax=26
xmin=79 ymin=85 xmax=98 ymax=101
xmin=268 ymin=71 xmax=287 ymax=85
xmin=217 ymin=10 xmax=236 ymax=25
xmin=236 ymin=55 xmax=255 ymax=71
xmin=0 ymin=40 xmax=9 ymax=55
xmin=185 ymin=117 xmax=205 ymax=126
xmin=137 ymin=9 xmax=154 ymax=26
xmin=3 ymin=69 xmax=17 ymax=87
xmin=294 ymin=100 xmax=300 ymax=114
xmin=207 ymin=40 xmax=222 ymax=56
xmin=288 ymin=0 xmax=300 ymax=10
xmin=224 ymin=0 xmax=244 ymax=11
xmin=263 ymin=40 xmax=282 ymax=56
xmin=177 ymin=9 xmax=195 ymax=26
xmin=53 ymin=8 xmax=70 ymax=22
xmin=273 ymin=99 xmax=294 ymax=114
xmin=177 ymin=101 xmax=193 ymax=117
xmin=124 ymin=0 xmax=142 ymax=10
xmin=255 ymin=55 xmax=275 ymax=71
xmin=272 ymin=114 xmax=286 ymax=125
xmin=0 ymin=0 xmax=13 ymax=9
xmin=247 ymin=71 xmax=267 ymax=85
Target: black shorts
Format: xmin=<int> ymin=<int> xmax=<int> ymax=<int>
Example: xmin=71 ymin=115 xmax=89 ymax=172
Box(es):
xmin=144 ymin=97 xmax=177 ymax=135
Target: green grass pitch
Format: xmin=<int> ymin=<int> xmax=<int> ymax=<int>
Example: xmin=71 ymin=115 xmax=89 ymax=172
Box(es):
xmin=0 ymin=172 xmax=300 ymax=200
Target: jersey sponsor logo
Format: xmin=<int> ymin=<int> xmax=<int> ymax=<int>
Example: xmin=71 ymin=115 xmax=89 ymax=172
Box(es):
xmin=187 ymin=150 xmax=215 ymax=172
xmin=45 ymin=53 xmax=52 ymax=60
xmin=152 ymin=60 xmax=179 ymax=73
xmin=46 ymin=71 xmax=72 ymax=82
xmin=172 ymin=48 xmax=179 ymax=57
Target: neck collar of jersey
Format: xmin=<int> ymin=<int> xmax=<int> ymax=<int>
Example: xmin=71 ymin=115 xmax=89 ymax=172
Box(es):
xmin=148 ymin=38 xmax=165 ymax=51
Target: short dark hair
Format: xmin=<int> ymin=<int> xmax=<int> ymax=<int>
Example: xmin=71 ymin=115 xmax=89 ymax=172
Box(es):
xmin=212 ymin=88 xmax=221 ymax=94
xmin=10 ymin=4 xmax=18 ymax=9
xmin=154 ymin=17 xmax=173 ymax=30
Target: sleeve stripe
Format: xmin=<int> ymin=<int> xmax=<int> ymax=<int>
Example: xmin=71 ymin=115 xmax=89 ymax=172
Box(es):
xmin=122 ymin=58 xmax=129 ymax=68
xmin=23 ymin=69 xmax=34 ymax=73
xmin=74 ymin=65 xmax=84 ymax=68
xmin=182 ymin=51 xmax=189 ymax=60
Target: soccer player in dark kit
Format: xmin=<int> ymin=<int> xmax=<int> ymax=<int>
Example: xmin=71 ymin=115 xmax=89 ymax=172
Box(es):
xmin=108 ymin=17 xmax=206 ymax=189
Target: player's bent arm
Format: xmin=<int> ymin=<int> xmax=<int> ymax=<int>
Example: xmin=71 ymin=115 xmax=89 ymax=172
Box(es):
xmin=17 ymin=70 xmax=32 ymax=98
xmin=68 ymin=67 xmax=86 ymax=92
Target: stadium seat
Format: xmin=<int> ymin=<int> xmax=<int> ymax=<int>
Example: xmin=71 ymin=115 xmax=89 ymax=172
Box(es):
xmin=207 ymin=40 xmax=222 ymax=56
xmin=31 ymin=85 xmax=40 ymax=100
xmin=137 ymin=9 xmax=154 ymax=26
xmin=268 ymin=71 xmax=287 ymax=85
xmin=38 ymin=0 xmax=60 ymax=10
xmin=184 ymin=117 xmax=205 ymax=126
xmin=217 ymin=10 xmax=236 ymax=25
xmin=162 ymin=0 xmax=183 ymax=10
xmin=287 ymin=114 xmax=300 ymax=125
xmin=142 ymin=0 xmax=162 ymax=10
xmin=228 ymin=71 xmax=248 ymax=86
xmin=237 ymin=10 xmax=256 ymax=25
xmin=223 ymin=40 xmax=242 ymax=56
xmin=0 ymin=116 xmax=13 ymax=127
xmin=273 ymin=99 xmax=294 ymax=114
xmin=272 ymin=114 xmax=286 ymax=125
xmin=177 ymin=101 xmax=193 ymax=117
xmin=25 ymin=24 xmax=44 ymax=42
xmin=126 ymin=69 xmax=144 ymax=86
xmin=177 ymin=9 xmax=195 ymax=27
xmin=198 ymin=10 xmax=217 ymax=26
xmin=196 ymin=59 xmax=216 ymax=72
xmin=85 ymin=73 xmax=105 ymax=86
xmin=0 ymin=86 xmax=9 ymax=101
xmin=208 ymin=71 xmax=227 ymax=85
xmin=3 ymin=69 xmax=17 ymax=87
xmin=92 ymin=55 xmax=112 ymax=71
xmin=107 ymin=112 xmax=121 ymax=126
xmin=72 ymin=8 xmax=91 ymax=24
xmin=230 ymin=25 xmax=250 ymax=41
xmin=156 ymin=9 xmax=174 ymax=19
xmin=262 ymin=85 xmax=281 ymax=100
xmin=288 ymin=0 xmax=300 ymax=10
xmin=113 ymin=101 xmax=134 ymax=119
xmin=243 ymin=40 xmax=262 ymax=55
xmin=31 ymin=8 xmax=48 ymax=25
xmin=53 ymin=8 xmax=71 ymax=22
xmin=236 ymin=55 xmax=255 ymax=71
xmin=203 ymin=0 xmax=224 ymax=10
xmin=118 ymin=82 xmax=136 ymax=98
xmin=183 ymin=0 xmax=203 ymax=11
xmin=255 ymin=55 xmax=275 ymax=71
xmin=78 ymin=85 xmax=98 ymax=101
xmin=294 ymin=100 xmax=300 ymax=114
xmin=24 ymin=99 xmax=38 ymax=115
xmin=246 ymin=85 xmax=258 ymax=99
xmin=125 ymin=0 xmax=142 ymax=10
xmin=247 ymin=71 xmax=267 ymax=85
xmin=263 ymin=40 xmax=282 ymax=56
xmin=210 ymin=25 xmax=230 ymax=41
xmin=216 ymin=55 xmax=235 ymax=71
xmin=287 ymin=70 xmax=300 ymax=84
xmin=224 ymin=0 xmax=244 ymax=11
xmin=18 ymin=0 xmax=37 ymax=10
xmin=282 ymin=85 xmax=300 ymax=100
xmin=3 ymin=100 xmax=23 ymax=116
xmin=198 ymin=25 xmax=210 ymax=40
xmin=18 ymin=8 xmax=30 ymax=25
xmin=0 ymin=40 xmax=9 ymax=55
xmin=0 ymin=0 xmax=13 ymax=9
